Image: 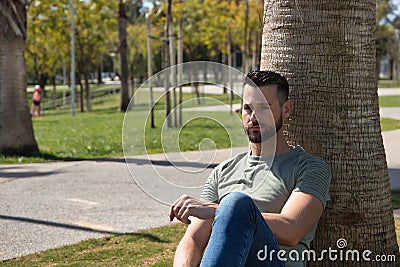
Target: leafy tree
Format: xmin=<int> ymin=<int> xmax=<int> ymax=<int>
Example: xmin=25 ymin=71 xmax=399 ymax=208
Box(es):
xmin=26 ymin=1 xmax=70 ymax=93
xmin=127 ymin=23 xmax=148 ymax=80
xmin=26 ymin=0 xmax=118 ymax=112
xmin=74 ymin=0 xmax=117 ymax=112
xmin=376 ymin=0 xmax=400 ymax=79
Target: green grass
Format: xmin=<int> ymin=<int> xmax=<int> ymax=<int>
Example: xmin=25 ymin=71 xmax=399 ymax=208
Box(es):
xmin=392 ymin=190 xmax=400 ymax=210
xmin=1 ymin=223 xmax=188 ymax=267
xmin=2 ymin=92 xmax=244 ymax=164
xmin=379 ymin=95 xmax=400 ymax=107
xmin=378 ymin=79 xmax=400 ymax=88
xmin=2 ymin=218 xmax=399 ymax=266
xmin=381 ymin=118 xmax=400 ymax=132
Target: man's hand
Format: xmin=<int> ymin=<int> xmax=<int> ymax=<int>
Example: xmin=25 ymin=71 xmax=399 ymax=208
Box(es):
xmin=169 ymin=194 xmax=218 ymax=224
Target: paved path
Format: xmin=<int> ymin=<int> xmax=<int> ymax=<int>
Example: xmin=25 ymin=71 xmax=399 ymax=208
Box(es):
xmin=0 ymin=148 xmax=246 ymax=261
xmin=378 ymin=88 xmax=400 ymax=96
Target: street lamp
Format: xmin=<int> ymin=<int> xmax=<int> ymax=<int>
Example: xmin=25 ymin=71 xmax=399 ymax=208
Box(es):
xmin=70 ymin=0 xmax=75 ymax=116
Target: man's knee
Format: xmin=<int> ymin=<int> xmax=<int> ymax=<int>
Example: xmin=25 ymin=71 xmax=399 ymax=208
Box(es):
xmin=217 ymin=192 xmax=255 ymax=218
xmin=220 ymin=191 xmax=252 ymax=205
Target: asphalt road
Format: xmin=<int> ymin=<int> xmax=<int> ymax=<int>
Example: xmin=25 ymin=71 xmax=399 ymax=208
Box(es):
xmin=0 ymin=148 xmax=246 ymax=261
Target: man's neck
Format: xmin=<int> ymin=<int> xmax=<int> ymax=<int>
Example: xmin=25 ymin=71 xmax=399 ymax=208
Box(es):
xmin=249 ymin=136 xmax=292 ymax=157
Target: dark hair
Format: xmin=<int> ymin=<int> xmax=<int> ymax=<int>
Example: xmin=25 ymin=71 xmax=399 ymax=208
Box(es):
xmin=245 ymin=70 xmax=289 ymax=106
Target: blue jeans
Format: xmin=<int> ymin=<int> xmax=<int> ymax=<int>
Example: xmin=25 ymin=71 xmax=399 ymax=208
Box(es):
xmin=200 ymin=192 xmax=285 ymax=267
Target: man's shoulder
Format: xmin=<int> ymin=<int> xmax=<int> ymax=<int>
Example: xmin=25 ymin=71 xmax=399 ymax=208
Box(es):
xmin=215 ymin=151 xmax=248 ymax=171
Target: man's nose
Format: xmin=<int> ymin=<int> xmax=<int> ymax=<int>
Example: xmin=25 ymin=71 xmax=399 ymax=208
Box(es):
xmin=250 ymin=110 xmax=258 ymax=122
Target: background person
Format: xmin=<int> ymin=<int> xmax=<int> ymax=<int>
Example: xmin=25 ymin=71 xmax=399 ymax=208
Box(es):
xmin=30 ymin=85 xmax=41 ymax=117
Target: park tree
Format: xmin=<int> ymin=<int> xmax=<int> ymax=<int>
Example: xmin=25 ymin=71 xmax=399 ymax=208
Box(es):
xmin=127 ymin=23 xmax=148 ymax=81
xmin=74 ymin=0 xmax=117 ymax=112
xmin=0 ymin=0 xmax=39 ymax=156
xmin=261 ymin=0 xmax=399 ymax=264
xmin=376 ymin=0 xmax=399 ymax=79
xmin=26 ymin=0 xmax=118 ymax=112
xmin=26 ymin=1 xmax=70 ymax=103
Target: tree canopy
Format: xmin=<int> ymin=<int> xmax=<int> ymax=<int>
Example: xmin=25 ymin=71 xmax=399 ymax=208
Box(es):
xmin=24 ymin=0 xmax=400 ymax=91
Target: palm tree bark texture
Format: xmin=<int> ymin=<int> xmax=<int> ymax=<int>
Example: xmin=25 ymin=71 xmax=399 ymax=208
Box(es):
xmin=261 ymin=0 xmax=399 ymax=266
xmin=0 ymin=0 xmax=38 ymax=156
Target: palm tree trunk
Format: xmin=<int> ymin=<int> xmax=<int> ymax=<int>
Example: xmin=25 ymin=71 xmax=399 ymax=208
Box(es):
xmin=261 ymin=0 xmax=399 ymax=265
xmin=0 ymin=0 xmax=39 ymax=156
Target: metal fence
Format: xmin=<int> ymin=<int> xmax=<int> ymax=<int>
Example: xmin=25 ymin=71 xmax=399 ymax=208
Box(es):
xmin=41 ymin=87 xmax=120 ymax=111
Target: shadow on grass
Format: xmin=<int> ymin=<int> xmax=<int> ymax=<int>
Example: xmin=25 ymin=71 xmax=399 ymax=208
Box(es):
xmin=0 ymin=152 xmax=87 ymax=164
xmin=38 ymin=152 xmax=86 ymax=161
xmin=123 ymin=232 xmax=171 ymax=244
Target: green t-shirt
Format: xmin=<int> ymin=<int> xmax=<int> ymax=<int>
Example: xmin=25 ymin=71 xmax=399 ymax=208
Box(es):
xmin=200 ymin=146 xmax=331 ymax=267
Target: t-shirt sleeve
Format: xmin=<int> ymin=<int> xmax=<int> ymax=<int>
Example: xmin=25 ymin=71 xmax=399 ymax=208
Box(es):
xmin=294 ymin=157 xmax=331 ymax=209
xmin=200 ymin=167 xmax=220 ymax=203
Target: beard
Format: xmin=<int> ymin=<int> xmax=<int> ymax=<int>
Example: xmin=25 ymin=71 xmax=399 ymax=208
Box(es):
xmin=244 ymin=116 xmax=283 ymax=144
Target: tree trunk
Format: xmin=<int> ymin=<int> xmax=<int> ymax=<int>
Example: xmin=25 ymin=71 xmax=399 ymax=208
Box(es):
xmin=376 ymin=54 xmax=382 ymax=79
xmin=389 ymin=56 xmax=394 ymax=80
xmin=118 ymin=1 xmax=130 ymax=112
xmin=0 ymin=0 xmax=39 ymax=156
xmin=97 ymin=66 xmax=102 ymax=85
xmin=261 ymin=0 xmax=399 ymax=265
xmin=52 ymin=76 xmax=57 ymax=109
xmin=78 ymin=76 xmax=84 ymax=112
xmin=85 ymin=75 xmax=91 ymax=112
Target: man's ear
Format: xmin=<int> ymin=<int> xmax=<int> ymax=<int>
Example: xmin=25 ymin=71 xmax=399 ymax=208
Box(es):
xmin=282 ymin=99 xmax=292 ymax=119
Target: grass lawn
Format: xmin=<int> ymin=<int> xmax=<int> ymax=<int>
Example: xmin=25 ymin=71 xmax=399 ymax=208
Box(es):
xmin=379 ymin=95 xmax=400 ymax=107
xmin=378 ymin=79 xmax=400 ymax=88
xmin=1 ymin=223 xmax=188 ymax=267
xmin=392 ymin=190 xmax=400 ymax=210
xmin=381 ymin=118 xmax=400 ymax=132
xmin=2 ymin=92 xmax=400 ymax=164
xmin=2 ymin=219 xmax=399 ymax=266
xmin=2 ymin=92 xmax=243 ymax=164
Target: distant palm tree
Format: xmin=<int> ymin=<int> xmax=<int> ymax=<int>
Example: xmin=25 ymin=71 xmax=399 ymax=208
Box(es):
xmin=0 ymin=0 xmax=38 ymax=155
xmin=261 ymin=0 xmax=399 ymax=264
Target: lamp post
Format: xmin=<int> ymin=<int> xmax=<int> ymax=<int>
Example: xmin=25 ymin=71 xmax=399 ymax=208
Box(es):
xmin=146 ymin=10 xmax=155 ymax=128
xmin=70 ymin=0 xmax=75 ymax=116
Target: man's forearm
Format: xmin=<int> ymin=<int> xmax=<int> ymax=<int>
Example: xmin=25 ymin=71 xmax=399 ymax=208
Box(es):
xmin=174 ymin=237 xmax=203 ymax=267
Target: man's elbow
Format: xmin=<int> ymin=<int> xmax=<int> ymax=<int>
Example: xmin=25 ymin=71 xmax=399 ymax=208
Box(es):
xmin=279 ymin=231 xmax=303 ymax=247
